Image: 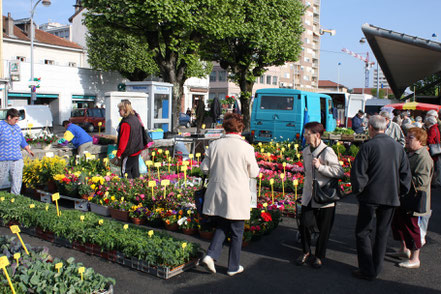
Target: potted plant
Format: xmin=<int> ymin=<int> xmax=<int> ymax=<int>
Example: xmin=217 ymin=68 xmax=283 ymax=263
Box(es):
xmin=108 ymin=200 xmax=132 ymax=222
xmin=162 ymin=210 xmax=179 ymax=231
xmin=197 ymin=218 xmax=215 ymax=240
xmin=129 ymin=205 xmax=147 ymax=225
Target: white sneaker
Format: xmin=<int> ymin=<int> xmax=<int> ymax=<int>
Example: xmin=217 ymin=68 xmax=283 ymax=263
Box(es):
xmin=201 ymin=255 xmax=216 ymax=273
xmin=398 ymin=260 xmax=420 ymax=269
xmin=227 ymin=265 xmax=244 ymax=277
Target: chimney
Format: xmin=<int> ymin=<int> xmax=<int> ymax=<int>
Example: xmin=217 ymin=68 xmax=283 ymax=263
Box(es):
xmin=6 ymin=13 xmax=14 ymax=37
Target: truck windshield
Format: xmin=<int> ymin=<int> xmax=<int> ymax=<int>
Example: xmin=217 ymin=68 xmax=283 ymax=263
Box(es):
xmin=260 ymin=95 xmax=295 ymax=110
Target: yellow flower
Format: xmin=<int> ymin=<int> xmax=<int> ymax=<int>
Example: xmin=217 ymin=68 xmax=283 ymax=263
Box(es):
xmin=45 ymin=205 xmax=49 ymax=211
xmin=123 ymin=224 xmax=129 ymax=230
xmin=263 ymin=203 xmax=268 ymax=208
xmin=148 ymin=230 xmax=154 ymax=237
xmin=80 ymin=215 xmax=85 ymax=221
xmin=187 ymin=210 xmax=192 ymax=215
xmin=111 ymin=196 xmax=116 ymax=201
xmin=29 ymin=204 xmax=35 ymax=208
xmin=73 ymin=171 xmax=81 ymax=177
xmin=90 ymin=184 xmax=96 ymax=190
xmin=10 ymin=198 xmax=15 ymax=203
xmin=53 ymin=174 xmax=65 ymax=181
xmin=98 ymin=219 xmax=104 ymax=225
xmin=0 ymin=197 xmax=4 ymax=201
xmin=182 ymin=242 xmax=187 ymax=249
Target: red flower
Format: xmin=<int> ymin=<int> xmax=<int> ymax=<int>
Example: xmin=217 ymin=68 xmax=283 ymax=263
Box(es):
xmin=261 ymin=211 xmax=272 ymax=222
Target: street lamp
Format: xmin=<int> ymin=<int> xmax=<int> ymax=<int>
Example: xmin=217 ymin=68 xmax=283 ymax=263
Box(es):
xmin=337 ymin=62 xmax=341 ymax=92
xmin=359 ymin=37 xmax=380 ymax=97
xmin=30 ymin=0 xmax=51 ymax=105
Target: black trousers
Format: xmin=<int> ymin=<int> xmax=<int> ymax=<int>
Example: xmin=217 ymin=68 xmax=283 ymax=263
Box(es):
xmin=206 ymin=217 xmax=244 ymax=272
xmin=299 ymin=203 xmax=336 ymax=259
xmin=121 ymin=155 xmax=139 ymax=179
xmin=355 ymin=203 xmax=395 ymax=277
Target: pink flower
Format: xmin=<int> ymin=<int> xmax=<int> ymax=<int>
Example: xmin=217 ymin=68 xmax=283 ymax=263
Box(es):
xmin=140 ymin=194 xmax=145 ymax=199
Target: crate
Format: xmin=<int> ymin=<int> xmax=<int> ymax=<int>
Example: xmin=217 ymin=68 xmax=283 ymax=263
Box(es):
xmin=329 ymin=134 xmax=341 ymax=140
xmin=90 ymin=203 xmax=110 ymax=216
xmin=148 ymin=131 xmax=164 ymax=140
xmin=341 ymin=134 xmax=354 ymax=141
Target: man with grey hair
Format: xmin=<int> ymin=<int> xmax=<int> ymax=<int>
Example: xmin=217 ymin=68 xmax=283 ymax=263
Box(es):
xmin=380 ymin=110 xmax=405 ymax=147
xmin=351 ymin=115 xmax=412 ymax=281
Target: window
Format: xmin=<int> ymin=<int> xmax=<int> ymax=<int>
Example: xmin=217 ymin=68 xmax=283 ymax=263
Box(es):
xmin=260 ymin=96 xmax=295 ymax=110
xmin=260 ymin=76 xmax=264 ymax=83
xmin=266 ymin=75 xmax=271 ymax=84
xmin=218 ymin=93 xmax=226 ymax=99
xmin=284 ymin=73 xmax=290 ymax=78
xmin=44 ymin=59 xmax=54 ymax=65
xmin=87 ymin=108 xmax=104 ymax=118
xmin=209 ymin=93 xmax=217 ymax=100
xmin=273 ymin=76 xmax=278 ymax=85
xmin=16 ymin=56 xmax=25 ymax=62
xmin=209 ymin=71 xmax=217 ymax=82
xmin=218 ymin=71 xmax=227 ymax=82
xmin=71 ymin=109 xmax=84 ymax=117
xmin=68 ymin=62 xmax=77 ymax=67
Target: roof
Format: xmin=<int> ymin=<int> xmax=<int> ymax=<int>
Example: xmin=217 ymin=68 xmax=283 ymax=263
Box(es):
xmin=361 ymin=23 xmax=441 ymax=100
xmin=2 ymin=15 xmax=82 ymax=49
xmin=352 ymin=87 xmax=393 ymax=95
xmin=318 ymin=80 xmax=347 ymax=88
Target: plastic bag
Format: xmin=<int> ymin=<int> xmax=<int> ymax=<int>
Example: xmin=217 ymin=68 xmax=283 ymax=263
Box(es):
xmin=139 ymin=155 xmax=147 ymax=174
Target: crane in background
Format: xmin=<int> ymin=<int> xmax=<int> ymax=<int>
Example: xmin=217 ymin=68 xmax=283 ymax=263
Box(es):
xmin=341 ymin=48 xmax=375 ymax=92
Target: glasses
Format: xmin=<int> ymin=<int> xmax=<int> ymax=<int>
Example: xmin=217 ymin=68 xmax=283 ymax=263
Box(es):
xmin=406 ymin=135 xmax=416 ymax=141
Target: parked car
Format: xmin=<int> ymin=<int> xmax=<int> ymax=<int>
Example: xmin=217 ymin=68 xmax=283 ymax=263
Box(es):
xmin=179 ymin=112 xmax=191 ymax=128
xmin=0 ymin=105 xmax=53 ymax=135
xmin=69 ymin=108 xmax=105 ymax=133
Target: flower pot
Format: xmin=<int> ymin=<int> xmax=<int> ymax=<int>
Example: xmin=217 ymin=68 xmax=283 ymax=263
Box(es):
xmin=107 ymin=250 xmax=117 ymax=262
xmin=72 ymin=240 xmax=86 ymax=252
xmin=90 ymin=203 xmax=110 ymax=216
xmin=36 ymin=227 xmax=55 ymax=242
xmin=47 ymin=180 xmax=57 ymax=193
xmin=198 ymin=230 xmax=214 ymax=240
xmin=182 ymin=228 xmax=196 ymax=235
xmin=241 ymin=241 xmax=250 ymax=248
xmin=109 ymin=208 xmax=130 ymax=222
xmin=131 ymin=217 xmax=145 ymax=225
xmin=164 ymin=223 xmax=179 ymax=231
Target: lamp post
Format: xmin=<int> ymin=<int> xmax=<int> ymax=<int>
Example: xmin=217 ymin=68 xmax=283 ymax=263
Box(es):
xmin=30 ymin=0 xmax=51 ymax=105
xmin=359 ymin=37 xmax=379 ymax=97
xmin=337 ymin=62 xmax=341 ymax=92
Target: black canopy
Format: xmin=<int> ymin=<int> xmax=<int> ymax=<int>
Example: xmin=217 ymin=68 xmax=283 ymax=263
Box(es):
xmin=362 ymin=23 xmax=441 ymax=99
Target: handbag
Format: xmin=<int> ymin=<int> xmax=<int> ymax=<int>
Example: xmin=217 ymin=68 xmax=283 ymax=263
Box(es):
xmin=400 ymin=180 xmax=427 ymax=213
xmin=194 ymin=176 xmax=207 ymax=215
xmin=312 ymin=147 xmax=343 ymax=204
xmin=429 ymin=143 xmax=441 ymax=156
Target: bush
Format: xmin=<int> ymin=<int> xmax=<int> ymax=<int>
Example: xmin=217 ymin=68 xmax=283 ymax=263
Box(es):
xmin=347 ymin=144 xmax=359 ymax=157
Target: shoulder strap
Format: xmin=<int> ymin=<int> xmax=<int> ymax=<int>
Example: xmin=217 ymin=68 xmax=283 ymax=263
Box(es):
xmin=312 ymin=147 xmax=328 ymax=180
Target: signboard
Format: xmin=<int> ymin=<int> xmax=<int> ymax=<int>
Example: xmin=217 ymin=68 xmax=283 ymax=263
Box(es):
xmin=10 ymin=61 xmax=20 ymax=81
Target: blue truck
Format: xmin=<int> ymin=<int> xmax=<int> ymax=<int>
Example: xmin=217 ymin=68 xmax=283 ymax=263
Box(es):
xmin=250 ymin=89 xmax=337 ymax=142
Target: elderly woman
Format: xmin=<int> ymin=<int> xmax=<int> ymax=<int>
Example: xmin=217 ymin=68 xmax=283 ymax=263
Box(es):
xmin=200 ymin=113 xmax=259 ymax=276
xmin=296 ymin=122 xmax=344 ymax=268
xmin=380 ymin=110 xmax=405 ymax=147
xmin=425 ymin=115 xmax=441 ymax=187
xmin=391 ymin=128 xmax=433 ymax=268
xmin=114 ymin=100 xmax=145 ymax=179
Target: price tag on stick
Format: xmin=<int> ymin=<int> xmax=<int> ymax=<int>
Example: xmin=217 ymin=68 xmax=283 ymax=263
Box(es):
xmin=55 ymin=262 xmax=63 ymax=273
xmin=0 ymin=256 xmax=15 ymax=294
xmin=10 ymin=225 xmax=29 ymax=255
xmin=13 ymin=253 xmax=20 ymax=265
xmin=78 ymin=267 xmax=85 ymax=281
xmin=52 ymin=193 xmax=61 ymax=216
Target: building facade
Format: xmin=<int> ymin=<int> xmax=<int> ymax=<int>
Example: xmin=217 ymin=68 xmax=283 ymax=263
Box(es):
xmin=208 ymin=0 xmax=321 ymax=100
xmin=39 ymin=22 xmax=72 ymax=41
xmin=2 ymin=14 xmax=124 ymax=124
xmin=373 ymin=68 xmax=390 ymax=89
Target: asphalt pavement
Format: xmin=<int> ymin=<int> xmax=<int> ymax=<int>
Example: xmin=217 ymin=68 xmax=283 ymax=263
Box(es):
xmin=1 ymin=191 xmax=440 ymax=294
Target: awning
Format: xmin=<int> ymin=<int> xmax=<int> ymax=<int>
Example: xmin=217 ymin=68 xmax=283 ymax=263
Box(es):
xmin=361 ymin=23 xmax=441 ymax=100
xmin=383 ymin=102 xmax=441 ymax=111
xmin=72 ymin=95 xmax=96 ymax=101
xmin=8 ymin=93 xmax=59 ymax=99
xmin=189 ymin=88 xmax=208 ymax=93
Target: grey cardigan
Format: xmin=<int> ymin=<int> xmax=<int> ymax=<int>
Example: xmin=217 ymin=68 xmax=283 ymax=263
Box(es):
xmin=302 ymin=141 xmax=345 ymax=209
xmin=408 ymin=147 xmax=433 ymax=216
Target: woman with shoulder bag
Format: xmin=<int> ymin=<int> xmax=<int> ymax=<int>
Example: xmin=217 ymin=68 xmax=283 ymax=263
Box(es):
xmin=199 ymin=113 xmax=259 ymax=276
xmin=296 ymin=122 xmax=344 ymax=269
xmin=391 ymin=127 xmax=433 ymax=268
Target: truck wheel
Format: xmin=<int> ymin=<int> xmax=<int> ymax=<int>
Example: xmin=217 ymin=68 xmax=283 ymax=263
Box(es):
xmin=86 ymin=124 xmax=94 ymax=133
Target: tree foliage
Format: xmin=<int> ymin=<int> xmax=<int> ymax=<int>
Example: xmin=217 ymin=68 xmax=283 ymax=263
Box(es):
xmin=82 ymin=0 xmax=228 ymax=130
xmin=201 ymin=0 xmax=305 ymax=128
xmin=412 ymin=73 xmax=441 ymax=97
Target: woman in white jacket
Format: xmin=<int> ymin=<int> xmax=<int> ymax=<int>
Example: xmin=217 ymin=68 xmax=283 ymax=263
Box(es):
xmin=296 ymin=122 xmax=344 ymax=268
xmin=200 ymin=113 xmax=259 ymax=276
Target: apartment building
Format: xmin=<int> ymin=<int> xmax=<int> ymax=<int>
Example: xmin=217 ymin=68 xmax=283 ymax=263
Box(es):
xmin=40 ymin=22 xmax=72 ymax=41
xmin=373 ymin=68 xmax=390 ymax=89
xmin=208 ymin=0 xmax=321 ymax=100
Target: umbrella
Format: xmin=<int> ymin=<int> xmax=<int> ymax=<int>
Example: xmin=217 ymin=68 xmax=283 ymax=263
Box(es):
xmin=383 ymin=102 xmax=441 ymax=112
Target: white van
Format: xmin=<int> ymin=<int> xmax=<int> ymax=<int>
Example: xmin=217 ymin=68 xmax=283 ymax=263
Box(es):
xmin=0 ymin=105 xmax=53 ymax=135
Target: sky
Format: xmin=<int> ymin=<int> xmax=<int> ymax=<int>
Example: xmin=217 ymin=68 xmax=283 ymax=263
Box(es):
xmin=4 ymin=0 xmax=441 ymax=89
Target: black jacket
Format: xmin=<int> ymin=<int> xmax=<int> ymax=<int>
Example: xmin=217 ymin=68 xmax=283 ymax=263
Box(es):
xmin=350 ymin=133 xmax=412 ymax=206
xmin=117 ymin=114 xmax=145 ymax=158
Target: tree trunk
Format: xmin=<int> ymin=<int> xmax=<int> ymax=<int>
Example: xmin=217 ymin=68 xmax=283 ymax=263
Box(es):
xmin=172 ymin=82 xmax=184 ymax=132
xmin=238 ymin=78 xmax=254 ymax=131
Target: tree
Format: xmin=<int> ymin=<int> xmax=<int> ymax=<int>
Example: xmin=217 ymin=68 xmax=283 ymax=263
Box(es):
xmin=370 ymin=88 xmax=386 ymax=98
xmin=82 ymin=0 xmax=227 ymax=130
xmin=87 ymin=26 xmax=158 ymax=81
xmin=412 ymin=73 xmax=441 ymax=97
xmin=201 ymin=0 xmax=305 ymax=128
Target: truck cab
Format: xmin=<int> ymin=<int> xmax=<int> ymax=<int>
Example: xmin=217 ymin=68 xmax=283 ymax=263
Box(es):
xmin=250 ymin=89 xmax=336 ymax=142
